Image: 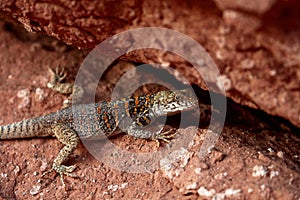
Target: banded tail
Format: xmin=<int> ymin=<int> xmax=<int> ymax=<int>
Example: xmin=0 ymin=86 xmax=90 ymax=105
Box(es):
xmin=0 ymin=117 xmax=50 ymax=139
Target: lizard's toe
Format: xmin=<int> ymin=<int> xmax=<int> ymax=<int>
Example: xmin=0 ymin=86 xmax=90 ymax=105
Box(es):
xmin=54 ymin=164 xmax=78 ymax=187
xmin=41 ymin=164 xmax=78 ymax=188
xmin=153 ymin=128 xmax=177 ymax=145
xmin=48 ymin=66 xmax=66 ymax=83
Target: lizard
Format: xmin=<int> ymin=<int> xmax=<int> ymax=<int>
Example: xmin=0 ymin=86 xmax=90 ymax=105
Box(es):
xmin=0 ymin=67 xmax=199 ymax=187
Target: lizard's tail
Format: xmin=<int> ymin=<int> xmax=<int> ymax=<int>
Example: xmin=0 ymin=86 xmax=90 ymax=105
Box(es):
xmin=0 ymin=118 xmax=48 ymax=139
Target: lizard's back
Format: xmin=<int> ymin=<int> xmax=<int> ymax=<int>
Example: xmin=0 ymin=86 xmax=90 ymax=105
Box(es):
xmin=0 ymin=93 xmax=155 ymax=140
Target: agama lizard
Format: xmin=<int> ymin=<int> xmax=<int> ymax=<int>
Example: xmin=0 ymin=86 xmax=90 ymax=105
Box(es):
xmin=0 ymin=68 xmax=198 ymax=187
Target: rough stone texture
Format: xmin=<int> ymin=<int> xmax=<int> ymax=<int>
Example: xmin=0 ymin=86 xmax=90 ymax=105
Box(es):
xmin=0 ymin=0 xmax=299 ymax=128
xmin=222 ymin=10 xmax=262 ymax=33
xmin=0 ymin=0 xmax=142 ymax=49
xmin=213 ymin=0 xmax=277 ymax=14
xmin=0 ymin=0 xmax=299 ymax=199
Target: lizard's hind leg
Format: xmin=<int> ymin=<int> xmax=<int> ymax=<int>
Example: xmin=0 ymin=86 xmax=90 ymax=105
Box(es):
xmin=42 ymin=124 xmax=79 ymax=188
xmin=47 ymin=67 xmax=73 ymax=94
xmin=47 ymin=67 xmax=83 ymax=108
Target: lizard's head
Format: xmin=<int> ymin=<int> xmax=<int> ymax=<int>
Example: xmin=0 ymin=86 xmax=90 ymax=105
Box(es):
xmin=152 ymin=88 xmax=198 ymax=116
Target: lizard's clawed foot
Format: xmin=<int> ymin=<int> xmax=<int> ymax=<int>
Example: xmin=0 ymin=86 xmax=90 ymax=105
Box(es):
xmin=47 ymin=67 xmax=67 ymax=90
xmin=48 ymin=67 xmax=67 ymax=83
xmin=42 ymin=164 xmax=78 ymax=188
xmin=153 ymin=128 xmax=177 ymax=147
xmin=47 ymin=66 xmax=74 ymax=99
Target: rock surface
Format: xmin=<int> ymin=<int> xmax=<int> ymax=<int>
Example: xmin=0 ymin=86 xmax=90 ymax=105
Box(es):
xmin=0 ymin=1 xmax=299 ymax=199
xmin=0 ymin=0 xmax=299 ymax=128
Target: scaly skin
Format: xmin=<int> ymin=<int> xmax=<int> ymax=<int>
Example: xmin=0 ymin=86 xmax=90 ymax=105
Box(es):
xmin=0 ymin=68 xmax=198 ymax=188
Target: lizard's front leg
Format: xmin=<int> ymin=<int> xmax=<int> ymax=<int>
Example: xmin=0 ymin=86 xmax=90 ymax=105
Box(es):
xmin=127 ymin=122 xmax=176 ymax=146
xmin=126 ymin=110 xmax=176 ymax=146
xmin=42 ymin=124 xmax=79 ymax=187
